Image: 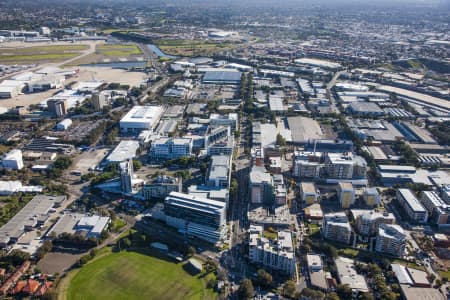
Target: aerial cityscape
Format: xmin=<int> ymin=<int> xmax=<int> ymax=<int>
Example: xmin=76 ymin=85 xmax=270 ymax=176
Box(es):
xmin=0 ymin=0 xmax=449 ymax=299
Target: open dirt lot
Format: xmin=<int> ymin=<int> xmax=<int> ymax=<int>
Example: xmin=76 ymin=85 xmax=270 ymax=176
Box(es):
xmin=73 ymin=147 xmax=111 ymax=174
xmin=38 ymin=251 xmax=85 ymax=275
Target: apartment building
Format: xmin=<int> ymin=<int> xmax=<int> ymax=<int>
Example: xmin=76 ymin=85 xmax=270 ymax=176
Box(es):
xmin=300 ymin=182 xmax=319 ymax=205
xmin=248 ymin=225 xmax=296 ymax=275
xmin=142 ymin=176 xmax=182 ymax=201
xmin=375 ymin=224 xmax=406 ymax=257
xmin=396 ymin=189 xmax=428 ymax=224
xmin=338 ymin=182 xmax=355 ymax=209
xmin=249 ymin=166 xmax=274 ymax=204
xmin=119 ymin=160 xmax=133 ymax=194
xmin=207 ymin=155 xmax=231 ymax=188
xmin=150 ymin=137 xmax=193 ymax=160
xmin=421 ymin=191 xmax=450 ymax=226
xmin=353 ymin=210 xmax=395 ymax=236
xmin=164 ymin=192 xmax=226 ymax=243
xmin=364 ymin=187 xmax=380 ymax=207
xmin=322 ymin=212 xmax=352 ymax=244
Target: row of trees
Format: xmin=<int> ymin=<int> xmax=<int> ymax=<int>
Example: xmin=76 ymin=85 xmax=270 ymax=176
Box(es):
xmin=392 ymin=138 xmax=419 ymax=165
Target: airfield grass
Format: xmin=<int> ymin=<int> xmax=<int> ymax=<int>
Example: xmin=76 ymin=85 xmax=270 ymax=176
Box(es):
xmin=0 ymin=45 xmax=88 ymax=64
xmin=65 ymin=250 xmax=217 ymax=300
xmin=66 ymin=44 xmax=143 ymax=65
xmin=96 ymin=44 xmax=142 ymax=57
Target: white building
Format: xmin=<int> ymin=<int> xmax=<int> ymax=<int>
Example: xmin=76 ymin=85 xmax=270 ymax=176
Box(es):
xmin=249 ymin=166 xmax=273 ymax=204
xmin=248 ymin=225 xmax=296 ymax=275
xmin=207 ymin=155 xmax=231 ymax=188
xmin=76 ymin=215 xmax=111 ymax=238
xmin=210 ymin=113 xmax=238 ymax=130
xmin=421 ymin=191 xmax=450 ymax=226
xmin=334 ymin=257 xmax=369 ymax=294
xmin=307 ymin=254 xmax=323 ymax=272
xmin=300 ymin=182 xmax=319 ymax=205
xmin=2 ymin=149 xmax=24 ymax=170
xmin=0 ymin=181 xmax=43 ymax=195
xmin=150 ymin=137 xmax=193 ymax=160
xmin=164 ymin=192 xmax=226 ymax=243
xmin=396 ymin=189 xmax=428 ymax=224
xmin=352 ymin=210 xmax=395 ymax=237
xmin=0 ymin=80 xmax=25 ymax=98
xmin=337 ymin=182 xmax=355 ymax=209
xmin=375 ymin=224 xmax=406 ymax=257
xmin=364 ymin=187 xmax=380 ymax=207
xmin=325 ymin=152 xmax=367 ymax=179
xmin=56 ymin=118 xmax=72 ymax=131
xmin=105 ymin=140 xmax=140 ymax=164
xmin=322 ymin=212 xmax=352 ymax=244
xmin=119 ymin=160 xmax=133 ymax=194
xmin=120 ymin=106 xmax=164 ymax=134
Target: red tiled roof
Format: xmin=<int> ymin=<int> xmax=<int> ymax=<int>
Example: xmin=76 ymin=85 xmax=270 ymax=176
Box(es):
xmin=35 ymin=281 xmax=53 ymax=297
xmin=22 ymin=279 xmax=40 ymax=294
xmin=11 ymin=280 xmax=26 ymax=294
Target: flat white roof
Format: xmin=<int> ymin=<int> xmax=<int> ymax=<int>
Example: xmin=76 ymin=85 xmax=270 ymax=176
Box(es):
xmin=295 ymin=58 xmax=342 ymax=69
xmin=3 ymin=149 xmax=22 ymax=161
xmin=398 ymin=189 xmax=427 ymax=213
xmin=335 ymin=257 xmax=369 ymax=292
xmin=307 ymin=254 xmax=323 ymax=269
xmin=106 ymin=140 xmax=140 ymax=163
xmin=377 ymin=85 xmax=450 ymax=111
xmin=120 ymin=106 xmax=164 ymax=129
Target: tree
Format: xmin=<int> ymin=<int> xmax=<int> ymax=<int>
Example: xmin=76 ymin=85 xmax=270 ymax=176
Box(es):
xmin=336 ymin=284 xmax=352 ymax=300
xmin=282 ymin=280 xmax=297 ymax=298
xmin=7 ymin=250 xmax=31 ymax=266
xmin=391 ymin=283 xmax=400 ymax=293
xmin=122 ymin=237 xmax=132 ymax=248
xmin=429 ymin=273 xmax=436 ymax=283
xmin=230 ymin=178 xmax=239 ymax=196
xmin=132 ymin=159 xmax=142 ymax=171
xmin=380 ymin=258 xmax=391 ymax=270
xmin=301 ymin=288 xmax=324 ymax=300
xmin=187 ymin=246 xmax=196 ymax=257
xmin=35 ymin=240 xmax=53 ymax=260
xmin=276 ymin=133 xmax=287 ymax=147
xmin=325 ymin=292 xmax=340 ymax=300
xmin=435 ymin=279 xmax=443 ymax=288
xmin=52 ymin=156 xmax=72 ymax=170
xmin=256 ymin=269 xmax=273 ymax=287
xmin=238 ymin=279 xmax=254 ymax=300
xmin=359 ymin=292 xmax=374 ymax=300
xmin=206 ymin=278 xmax=216 ymax=289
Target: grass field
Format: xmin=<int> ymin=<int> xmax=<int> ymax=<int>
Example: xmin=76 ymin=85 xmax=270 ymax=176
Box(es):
xmin=96 ymin=44 xmax=142 ymax=57
xmin=439 ymin=269 xmax=450 ymax=280
xmin=389 ymin=259 xmax=427 ymax=271
xmin=64 ymin=250 xmax=217 ymax=300
xmin=154 ymin=39 xmax=235 ymax=57
xmin=110 ymin=218 xmax=127 ymax=233
xmin=0 ymin=45 xmax=88 ymax=64
xmin=308 ymin=224 xmax=320 ymax=236
xmin=263 ymin=230 xmax=278 ymax=241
